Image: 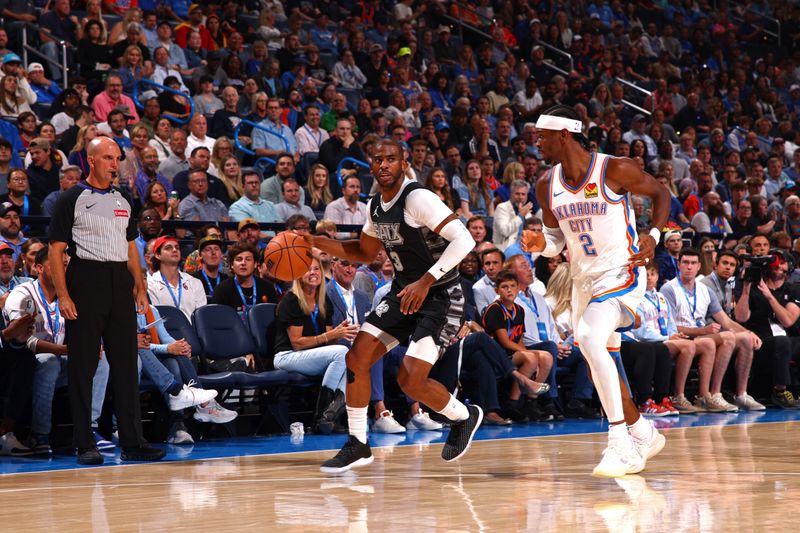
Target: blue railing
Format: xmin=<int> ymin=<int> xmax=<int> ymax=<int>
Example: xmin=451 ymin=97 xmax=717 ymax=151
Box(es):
xmin=233 ymin=119 xmax=291 ymax=156
xmin=132 ymin=79 xmax=195 ymax=125
xmin=336 ymin=157 xmax=371 ymax=192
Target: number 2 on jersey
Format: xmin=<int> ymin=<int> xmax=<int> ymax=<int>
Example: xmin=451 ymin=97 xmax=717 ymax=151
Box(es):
xmin=578 ymin=233 xmax=597 ymax=256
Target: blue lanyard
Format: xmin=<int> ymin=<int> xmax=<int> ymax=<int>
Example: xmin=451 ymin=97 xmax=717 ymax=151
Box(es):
xmin=332 ymin=281 xmax=356 ymax=323
xmin=304 ymin=124 xmax=322 ymax=148
xmin=310 ymin=304 xmax=320 ymax=335
xmin=234 ymin=276 xmax=257 ymax=315
xmin=360 ymin=267 xmax=386 ymax=289
xmin=499 ymin=303 xmax=517 ymax=337
xmin=36 ymin=282 xmax=59 ymax=339
xmin=201 ymin=269 xmax=219 ymax=297
xmin=517 ymin=289 xmax=540 ymax=319
xmin=644 ymin=291 xmax=661 ymax=312
xmin=677 ymin=277 xmax=696 ymax=316
xmin=22 ymin=196 xmax=28 ymax=216
xmin=161 ymin=272 xmax=182 ymax=309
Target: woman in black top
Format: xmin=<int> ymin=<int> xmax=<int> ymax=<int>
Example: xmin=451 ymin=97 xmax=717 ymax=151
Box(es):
xmin=211 ymin=244 xmax=277 ymax=316
xmin=273 ymin=256 xmax=359 ymax=434
xmin=77 ymin=20 xmax=115 ymax=86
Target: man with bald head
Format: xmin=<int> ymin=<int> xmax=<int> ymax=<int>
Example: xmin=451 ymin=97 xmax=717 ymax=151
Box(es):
xmin=48 ymin=137 xmax=165 ymax=466
xmin=210 ymin=86 xmax=247 ymax=141
xmin=186 ymin=114 xmax=217 ymax=155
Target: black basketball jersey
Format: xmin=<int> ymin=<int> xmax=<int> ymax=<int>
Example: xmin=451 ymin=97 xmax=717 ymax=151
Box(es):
xmin=367 ymin=181 xmax=459 ymax=288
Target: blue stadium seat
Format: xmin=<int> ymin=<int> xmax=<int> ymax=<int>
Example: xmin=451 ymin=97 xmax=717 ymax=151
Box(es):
xmin=155 ymin=305 xmax=203 ymax=355
xmin=246 ymin=303 xmax=278 ymax=370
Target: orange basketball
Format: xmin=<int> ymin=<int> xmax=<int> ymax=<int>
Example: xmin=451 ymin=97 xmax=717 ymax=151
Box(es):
xmin=264 ymin=231 xmax=313 ymax=281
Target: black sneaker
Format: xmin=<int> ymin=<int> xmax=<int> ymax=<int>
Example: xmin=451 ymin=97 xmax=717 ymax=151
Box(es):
xmin=320 ymin=435 xmax=373 ymax=474
xmin=441 ymin=404 xmax=483 ymax=462
xmin=565 ymin=399 xmax=602 ymax=419
xmin=77 ymin=447 xmax=103 ymax=465
xmin=771 ymin=389 xmax=800 ymax=409
xmin=121 ymin=445 xmax=166 ymax=462
xmin=540 ymin=400 xmax=565 ymax=421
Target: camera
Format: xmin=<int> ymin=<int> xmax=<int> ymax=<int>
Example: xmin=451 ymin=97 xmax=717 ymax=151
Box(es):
xmin=740 ymin=254 xmax=777 ymax=282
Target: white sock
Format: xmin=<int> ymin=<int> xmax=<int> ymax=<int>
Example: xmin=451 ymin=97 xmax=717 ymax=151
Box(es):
xmin=608 ymin=422 xmax=629 ymax=440
xmin=347 ymin=406 xmax=368 ymax=444
xmin=627 ymin=416 xmax=652 ymax=440
xmin=436 ymin=394 xmax=469 ymax=422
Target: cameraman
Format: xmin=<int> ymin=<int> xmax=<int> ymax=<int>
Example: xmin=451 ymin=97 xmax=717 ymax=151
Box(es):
xmin=734 ymin=249 xmax=800 ymax=408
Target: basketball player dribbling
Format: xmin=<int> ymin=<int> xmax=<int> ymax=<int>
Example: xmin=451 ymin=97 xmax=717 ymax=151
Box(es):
xmin=522 ymin=105 xmax=672 ymax=477
xmin=309 ymin=140 xmax=481 ymax=473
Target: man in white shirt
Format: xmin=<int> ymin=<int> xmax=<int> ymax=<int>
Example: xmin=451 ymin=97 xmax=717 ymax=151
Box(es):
xmin=512 ymin=76 xmax=543 ymax=123
xmin=147 ymin=236 xmax=208 ymax=320
xmin=323 ymin=175 xmax=366 ymax=239
xmin=276 ymin=178 xmax=316 ymax=221
xmin=294 ymin=104 xmax=329 ymax=156
xmin=493 ymin=179 xmax=532 ymax=251
xmin=660 ymin=249 xmax=763 ymax=412
xmin=185 ymin=114 xmax=217 ymax=157
xmin=5 ymin=246 xmax=110 ymax=454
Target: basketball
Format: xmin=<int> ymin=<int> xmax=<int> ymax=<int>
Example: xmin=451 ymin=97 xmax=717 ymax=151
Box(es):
xmin=263 ymin=231 xmax=313 ymax=281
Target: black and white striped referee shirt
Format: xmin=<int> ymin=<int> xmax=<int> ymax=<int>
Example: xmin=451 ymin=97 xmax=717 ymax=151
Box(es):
xmin=48 ymin=182 xmax=137 ymax=262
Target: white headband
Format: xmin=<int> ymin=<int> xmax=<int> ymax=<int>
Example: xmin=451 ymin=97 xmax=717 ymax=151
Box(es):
xmin=535 ymin=114 xmax=583 ymax=133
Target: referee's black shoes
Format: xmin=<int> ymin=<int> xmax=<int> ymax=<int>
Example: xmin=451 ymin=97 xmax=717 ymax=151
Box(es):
xmin=121 ymin=444 xmax=167 ymax=462
xmin=77 ymin=447 xmax=104 ymax=465
xmin=441 ymin=404 xmax=484 ymax=462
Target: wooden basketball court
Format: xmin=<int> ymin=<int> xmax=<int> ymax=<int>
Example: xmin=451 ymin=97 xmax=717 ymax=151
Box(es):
xmin=2 ymin=413 xmax=798 ymax=532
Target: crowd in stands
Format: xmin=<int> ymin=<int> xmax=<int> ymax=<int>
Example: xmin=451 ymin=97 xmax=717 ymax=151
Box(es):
xmin=0 ymin=0 xmax=799 ymax=456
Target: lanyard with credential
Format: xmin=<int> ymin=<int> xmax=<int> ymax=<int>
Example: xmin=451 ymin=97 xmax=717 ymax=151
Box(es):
xmin=201 ymin=269 xmax=219 ymax=297
xmin=644 ymin=291 xmax=668 ymax=335
xmin=677 ymin=277 xmax=701 ymax=327
xmin=161 ymin=272 xmax=182 ymax=309
xmin=234 ymin=276 xmax=257 ymax=316
xmin=37 ymin=283 xmax=59 ymax=339
xmin=518 ymin=289 xmax=549 ymax=340
xmin=333 ymin=281 xmax=356 ymax=323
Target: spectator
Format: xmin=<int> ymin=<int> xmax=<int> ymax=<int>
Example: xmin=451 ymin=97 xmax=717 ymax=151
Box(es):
xmin=158 ymin=129 xmax=190 ymax=181
xmin=177 ymin=169 xmax=229 ymax=223
xmin=0 ymin=140 xmax=13 ymax=194
xmin=190 ymin=235 xmax=229 ymax=302
xmin=253 ymin=97 xmax=298 ymax=159
xmin=185 ymin=114 xmax=217 ymax=155
xmin=273 ymin=255 xmax=356 ymax=434
xmin=174 ymin=4 xmax=214 ymax=49
xmin=691 ymin=192 xmax=732 ymax=234
xmin=260 ymin=153 xmax=304 ymax=205
xmin=212 ymin=243 xmax=278 ymax=318
xmin=151 ymin=46 xmax=188 ymax=94
xmin=133 ymin=146 xmax=172 ymax=206
xmin=317 ymin=118 xmax=367 ymax=198
xmin=493 ymin=180 xmax=532 ymax=252
xmin=172 ymin=147 xmax=228 ymax=205
xmin=26 ymin=138 xmax=62 ymax=205
xmin=209 ymin=87 xmax=244 ymax=141
xmin=323 ymin=175 xmax=367 ymax=239
xmin=295 ymin=105 xmax=329 ymax=156
xmin=276 ymin=178 xmax=316 ymax=222
xmin=38 ymin=0 xmax=81 ymax=83
xmin=26 ymin=63 xmax=61 ymax=106
xmin=146 ymin=235 xmax=207 ymax=320
xmin=472 ymin=248 xmax=504 ymax=314
xmin=1 ymin=168 xmax=41 ymax=217
xmin=193 ymin=76 xmax=224 ymax=118
xmin=133 ymin=208 xmax=163 ymax=269
xmin=148 ymin=20 xmax=187 ymax=71
xmin=91 ymin=75 xmax=140 ymax=124
xmin=456 ymin=160 xmax=495 ymax=219
xmin=226 ymin=171 xmax=276 ymax=229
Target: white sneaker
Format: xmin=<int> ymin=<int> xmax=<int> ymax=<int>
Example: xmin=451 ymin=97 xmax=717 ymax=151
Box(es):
xmin=733 ymin=393 xmax=766 ymax=411
xmin=710 ymin=392 xmax=739 ymax=412
xmin=372 ymin=410 xmax=406 ymax=434
xmin=194 ymin=399 xmax=238 ymax=424
xmin=167 ymin=423 xmax=195 ymax=445
xmin=592 ymin=432 xmax=646 ymax=478
xmin=169 ymin=381 xmax=218 ymax=411
xmin=0 ymin=432 xmax=34 ymax=456
xmin=630 ymin=419 xmax=666 ymax=461
xmin=406 ymin=410 xmax=444 ymax=431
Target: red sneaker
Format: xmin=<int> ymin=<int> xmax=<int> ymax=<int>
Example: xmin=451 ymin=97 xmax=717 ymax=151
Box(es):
xmin=638 ymin=398 xmax=670 ymax=417
xmin=659 ymin=396 xmax=680 ymax=416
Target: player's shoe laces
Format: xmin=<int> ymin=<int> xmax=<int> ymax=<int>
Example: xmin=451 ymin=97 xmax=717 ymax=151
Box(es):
xmin=592 ymin=430 xmax=646 ymax=478
xmin=630 ymin=418 xmax=666 ymax=460
xmin=320 ymin=436 xmax=374 ymax=474
xmin=441 ymin=404 xmax=483 ymax=462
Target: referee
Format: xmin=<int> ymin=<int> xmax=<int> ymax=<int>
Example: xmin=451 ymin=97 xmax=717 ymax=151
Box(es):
xmin=48 ymin=137 xmax=165 ymax=465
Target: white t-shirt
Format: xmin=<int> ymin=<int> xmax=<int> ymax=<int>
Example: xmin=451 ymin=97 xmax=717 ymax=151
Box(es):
xmin=5 ymin=280 xmax=65 ymax=345
xmin=661 ymin=277 xmax=722 ymax=328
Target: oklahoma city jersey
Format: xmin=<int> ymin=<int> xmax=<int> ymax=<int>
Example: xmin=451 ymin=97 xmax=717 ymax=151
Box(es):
xmin=548 ymin=152 xmax=645 ymax=329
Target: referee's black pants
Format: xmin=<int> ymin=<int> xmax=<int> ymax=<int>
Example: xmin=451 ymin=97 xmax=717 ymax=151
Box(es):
xmin=65 ymin=259 xmax=145 ymax=450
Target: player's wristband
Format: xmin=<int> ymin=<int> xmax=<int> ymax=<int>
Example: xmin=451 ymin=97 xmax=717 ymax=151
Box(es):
xmin=648 ymin=227 xmax=661 ymax=244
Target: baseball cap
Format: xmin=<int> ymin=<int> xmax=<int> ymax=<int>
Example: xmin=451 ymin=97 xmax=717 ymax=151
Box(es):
xmin=27 ymin=62 xmax=44 ymax=74
xmin=438 ymin=25 xmax=451 ymax=33
xmin=237 ymin=218 xmax=260 ymax=232
xmin=435 ymin=121 xmax=450 ymax=132
xmin=198 ymin=234 xmax=224 ymax=252
xmin=790 ymin=84 xmax=800 ymax=92
xmin=112 ymin=105 xmax=135 ymax=119
xmin=371 ymin=108 xmax=384 ymax=119
xmin=633 ymin=113 xmax=647 ymax=122
xmin=0 ymin=202 xmax=21 ymax=217
xmin=28 ymin=138 xmax=51 ymax=151
xmin=0 ymin=243 xmax=13 ymax=255
xmin=590 ymin=13 xmax=600 ymax=19
xmin=188 ymin=3 xmax=202 ymax=14
xmin=2 ymin=52 xmax=21 ymax=65
xmin=398 ymin=47 xmax=412 ymax=57
xmin=152 ymin=235 xmax=179 ymax=254
xmin=369 ymin=43 xmax=383 ymax=53
xmin=62 ymin=88 xmax=80 ymax=100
